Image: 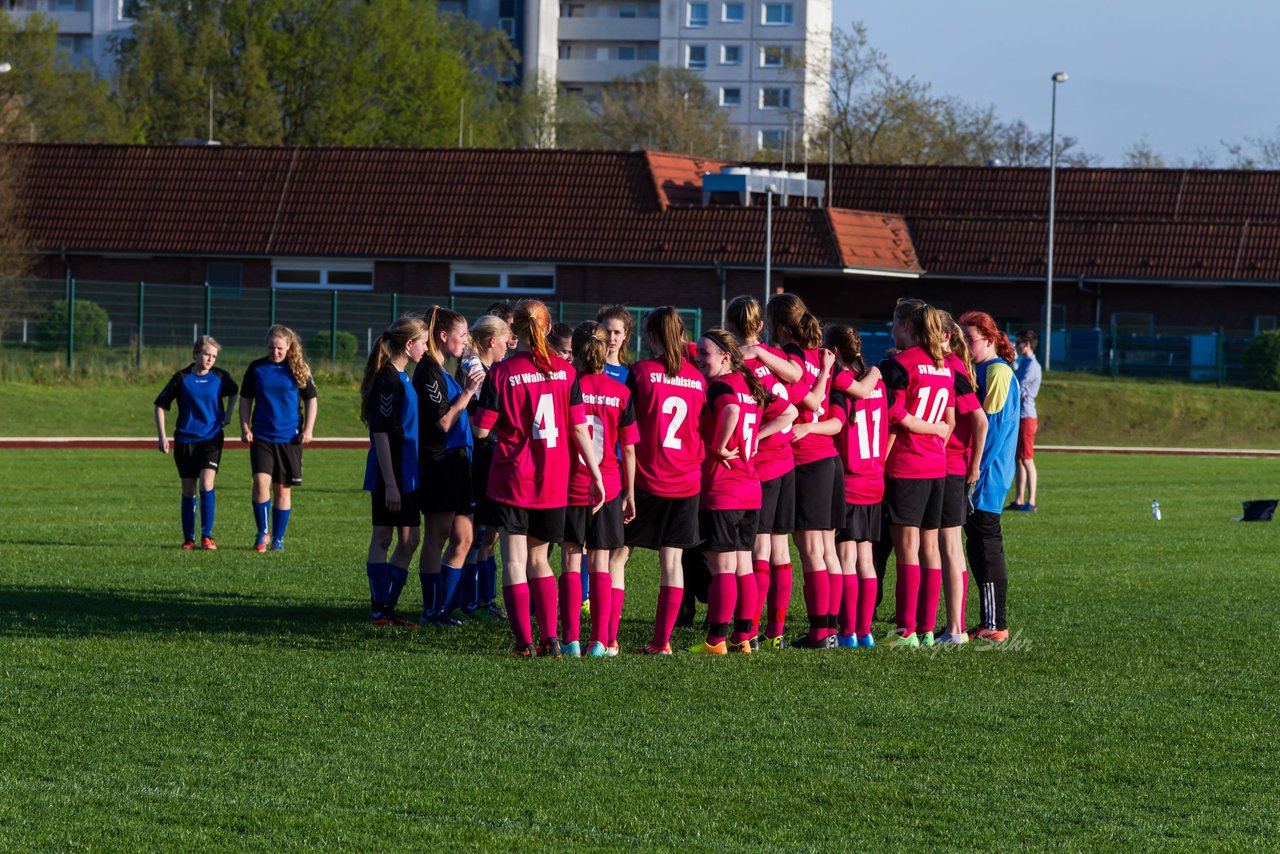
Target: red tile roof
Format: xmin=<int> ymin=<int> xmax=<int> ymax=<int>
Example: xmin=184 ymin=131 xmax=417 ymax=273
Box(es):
xmin=12 ymin=145 xmax=921 ymax=276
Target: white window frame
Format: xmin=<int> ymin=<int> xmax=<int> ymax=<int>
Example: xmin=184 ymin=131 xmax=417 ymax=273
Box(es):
xmin=687 ymin=2 xmax=708 ymax=26
xmin=761 ymin=2 xmax=793 ymax=24
xmin=759 ymin=129 xmax=786 ymax=150
xmin=720 ymin=87 xmax=742 ymax=107
xmin=271 ymin=260 xmax=375 ymax=291
xmin=686 ymin=44 xmax=707 ymax=70
xmin=499 ymin=16 xmax=516 ymax=38
xmin=721 ymin=44 xmax=742 ymax=65
xmin=760 ymin=87 xmax=791 ymax=109
xmin=760 ymin=45 xmax=791 ymax=67
xmin=450 ymin=264 xmax=557 ymax=295
xmin=721 ymin=1 xmax=743 ymax=21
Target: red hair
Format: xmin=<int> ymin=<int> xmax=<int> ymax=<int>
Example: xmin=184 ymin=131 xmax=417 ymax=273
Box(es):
xmin=514 ymin=299 xmax=554 ymax=373
xmin=958 ymin=311 xmax=1015 ymax=364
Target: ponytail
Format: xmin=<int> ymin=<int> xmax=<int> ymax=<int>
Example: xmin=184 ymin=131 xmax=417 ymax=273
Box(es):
xmin=644 ymin=305 xmax=686 ymax=378
xmin=919 ymin=305 xmax=948 ymax=368
xmin=725 ymin=295 xmax=763 ymax=343
xmin=823 ymin=323 xmax=868 ymax=380
xmin=704 ymin=327 xmax=769 ymax=409
xmin=957 ymin=310 xmax=1016 ymax=365
xmin=572 ymin=320 xmax=608 ymax=376
xmin=765 ymin=292 xmax=821 ymax=349
xmin=514 ymin=298 xmax=554 ymax=374
xmin=424 ymin=305 xmax=466 ymax=366
xmin=360 ymin=315 xmax=427 ymax=426
xmin=941 ymin=311 xmax=977 ymax=381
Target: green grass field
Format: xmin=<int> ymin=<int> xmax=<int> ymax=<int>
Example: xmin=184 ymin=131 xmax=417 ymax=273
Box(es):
xmin=1 ymin=449 xmax=1278 ymax=848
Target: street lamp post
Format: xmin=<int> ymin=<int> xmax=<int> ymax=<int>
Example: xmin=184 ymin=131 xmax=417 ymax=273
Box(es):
xmin=1044 ymin=71 xmax=1068 ymax=372
xmin=764 ymin=184 xmax=777 ymax=311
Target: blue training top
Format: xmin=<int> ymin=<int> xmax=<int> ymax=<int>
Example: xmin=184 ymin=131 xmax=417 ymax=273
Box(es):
xmin=971 ymin=357 xmax=1020 ymax=515
xmin=154 ymin=365 xmax=239 ymax=443
xmin=364 ymin=366 xmax=419 ymax=493
xmin=413 ymin=358 xmax=472 ymax=463
xmin=603 ymin=362 xmax=630 ymax=385
xmin=240 ymin=358 xmax=318 ymax=443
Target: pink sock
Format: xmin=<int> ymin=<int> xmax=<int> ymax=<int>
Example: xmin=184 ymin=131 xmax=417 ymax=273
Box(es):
xmin=825 ymin=573 xmax=844 ymax=639
xmin=857 ymin=577 xmax=877 ymax=636
xmin=765 ymin=563 xmax=792 ymax=639
xmin=803 ymin=569 xmax=830 ymax=641
xmin=653 ymin=585 xmax=682 ymax=646
xmin=588 ymin=572 xmax=611 ymax=646
xmin=609 ymin=585 xmax=625 ymax=644
xmin=503 ymin=582 xmax=532 ymax=647
xmin=895 ymin=563 xmax=921 ymax=636
xmin=558 ymin=571 xmax=582 ymax=643
xmin=530 ymin=575 xmax=558 ymax=643
xmin=839 ymin=574 xmax=859 ymax=636
xmin=961 ymin=571 xmax=968 ymax=632
xmin=916 ymin=567 xmax=942 ymax=636
xmin=751 ymin=560 xmax=771 ymax=633
xmin=706 ymin=573 xmax=737 ymax=644
xmin=732 ymin=572 xmax=758 ymax=644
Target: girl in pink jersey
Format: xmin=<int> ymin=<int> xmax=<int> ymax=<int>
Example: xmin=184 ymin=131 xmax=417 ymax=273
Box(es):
xmin=624 ymin=306 xmax=707 ymax=655
xmin=474 ymin=299 xmax=604 ymax=658
xmin=879 ymin=300 xmax=956 ymax=648
xmin=563 ymin=322 xmax=639 ymax=658
xmin=725 ymin=296 xmax=799 ymax=650
xmin=689 ymin=328 xmax=772 ymax=655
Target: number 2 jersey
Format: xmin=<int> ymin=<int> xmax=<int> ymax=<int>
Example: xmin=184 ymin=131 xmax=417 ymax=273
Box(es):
xmin=699 ymin=370 xmax=763 ymax=511
xmin=626 ymin=357 xmax=707 ymax=499
xmin=474 ymin=351 xmax=587 ymax=510
xmin=568 ymin=372 xmax=639 ymax=506
xmin=882 ymin=345 xmax=954 ymax=480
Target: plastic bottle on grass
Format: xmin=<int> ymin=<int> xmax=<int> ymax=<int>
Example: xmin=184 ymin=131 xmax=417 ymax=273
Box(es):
xmin=1151 ymin=500 xmax=1161 ymax=521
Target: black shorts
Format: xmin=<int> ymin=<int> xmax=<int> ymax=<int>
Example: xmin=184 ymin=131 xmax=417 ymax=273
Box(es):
xmin=940 ymin=474 xmax=968 ymax=528
xmin=794 ymin=457 xmax=840 ymax=531
xmin=564 ymin=494 xmax=626 ymax=551
xmin=757 ymin=469 xmax=796 ymax=535
xmin=371 ymin=489 xmax=422 ymax=529
xmin=493 ymin=501 xmax=566 ymax=543
xmin=625 ymin=489 xmax=700 ymax=550
xmin=471 ymin=442 xmax=499 ymax=527
xmin=885 ymin=476 xmax=945 ymax=530
xmin=250 ymin=439 xmax=303 ymax=486
xmin=421 ymin=450 xmax=473 ymax=515
xmin=837 ymin=502 xmax=882 ymax=544
xmin=174 ymin=434 xmax=223 ymax=479
xmin=700 ymin=508 xmax=759 ymax=553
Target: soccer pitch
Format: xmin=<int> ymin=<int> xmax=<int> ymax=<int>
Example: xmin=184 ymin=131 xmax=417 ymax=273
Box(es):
xmin=1 ymin=449 xmax=1277 ymax=849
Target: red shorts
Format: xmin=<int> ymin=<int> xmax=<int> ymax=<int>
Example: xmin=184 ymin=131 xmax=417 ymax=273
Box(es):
xmin=1017 ymin=418 xmax=1037 ymax=460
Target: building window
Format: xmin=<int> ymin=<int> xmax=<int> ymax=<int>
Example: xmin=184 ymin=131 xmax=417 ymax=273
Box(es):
xmin=721 ymin=44 xmax=742 ymax=65
xmin=720 ymin=87 xmax=742 ymax=107
xmin=721 ymin=1 xmax=743 ymax=21
xmin=642 ymin=2 xmax=660 ymax=16
xmin=760 ymin=87 xmax=791 ymax=109
xmin=759 ymin=129 xmax=786 ymax=151
xmin=499 ymin=17 xmax=516 ymax=38
xmin=762 ymin=2 xmax=793 ymax=24
xmin=617 ymin=45 xmax=636 ymax=60
xmin=205 ymin=263 xmax=243 ymax=298
xmin=687 ymin=2 xmax=708 ymax=26
xmin=760 ymin=45 xmax=791 ymax=67
xmin=272 ymin=261 xmax=374 ymax=291
xmin=619 ymin=2 xmax=637 ymax=16
xmin=687 ymin=45 xmax=707 ymax=70
xmin=560 ymin=2 xmax=585 ymax=16
xmin=1256 ymin=315 xmax=1278 ymax=334
xmin=450 ymin=265 xmax=556 ymax=295
xmin=638 ymin=43 xmax=659 ymax=60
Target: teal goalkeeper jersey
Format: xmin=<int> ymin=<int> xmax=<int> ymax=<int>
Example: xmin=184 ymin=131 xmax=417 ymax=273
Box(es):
xmin=972 ymin=358 xmax=1020 ymax=514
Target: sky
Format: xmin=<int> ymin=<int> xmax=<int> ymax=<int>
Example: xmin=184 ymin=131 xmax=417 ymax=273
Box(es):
xmin=837 ymin=0 xmax=1280 ymax=166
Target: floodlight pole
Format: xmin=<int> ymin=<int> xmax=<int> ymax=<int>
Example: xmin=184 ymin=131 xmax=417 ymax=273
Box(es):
xmin=764 ymin=185 xmax=776 ymax=313
xmin=1044 ymin=71 xmax=1068 ymax=372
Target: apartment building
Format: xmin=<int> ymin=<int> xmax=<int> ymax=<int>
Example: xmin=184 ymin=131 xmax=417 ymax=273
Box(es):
xmin=3 ymin=0 xmax=134 ymax=74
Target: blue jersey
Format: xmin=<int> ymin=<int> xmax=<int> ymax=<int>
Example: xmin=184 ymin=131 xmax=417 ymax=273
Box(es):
xmin=364 ymin=366 xmax=419 ymax=493
xmin=972 ymin=358 xmax=1020 ymax=514
xmin=413 ymin=358 xmax=472 ymax=463
xmin=154 ymin=365 xmax=238 ymax=443
xmin=240 ymin=358 xmax=318 ymax=443
xmin=603 ymin=362 xmax=630 ymax=385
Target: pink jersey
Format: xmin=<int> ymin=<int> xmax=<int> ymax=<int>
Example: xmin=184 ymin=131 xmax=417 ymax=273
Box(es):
xmin=627 ymin=357 xmax=707 ymax=498
xmin=474 ymin=351 xmax=586 ymax=509
xmin=699 ymin=370 xmax=763 ymax=511
xmin=783 ymin=343 xmax=838 ymax=465
xmin=568 ymin=373 xmax=638 ymax=506
xmin=884 ymin=345 xmax=953 ymax=479
xmin=832 ymin=379 xmax=907 ymax=504
xmin=746 ymin=352 xmax=796 ymax=482
xmin=944 ymin=353 xmax=982 ymax=477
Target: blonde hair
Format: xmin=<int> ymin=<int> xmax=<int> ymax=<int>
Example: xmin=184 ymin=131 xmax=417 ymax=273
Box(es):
xmin=894 ymin=299 xmax=947 ymax=368
xmin=644 ymin=306 xmax=686 ymax=377
xmin=596 ymin=304 xmax=635 ymax=365
xmin=468 ymin=313 xmax=510 ymax=357
xmin=514 ymin=299 xmax=554 ymax=373
xmin=265 ymin=324 xmax=310 ymax=386
xmin=192 ymin=335 xmax=221 ymax=359
xmin=725 ymin=295 xmax=763 ymax=344
xmin=424 ymin=305 xmax=466 ymax=366
xmin=941 ymin=311 xmax=976 ymax=383
xmin=360 ymin=316 xmax=428 ymax=426
xmin=572 ymin=321 xmax=608 ymax=376
xmin=766 ymin=293 xmax=822 ymax=349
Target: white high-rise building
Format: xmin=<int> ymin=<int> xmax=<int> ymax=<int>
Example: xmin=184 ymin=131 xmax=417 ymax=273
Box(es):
xmin=3 ymin=0 xmax=134 ymax=75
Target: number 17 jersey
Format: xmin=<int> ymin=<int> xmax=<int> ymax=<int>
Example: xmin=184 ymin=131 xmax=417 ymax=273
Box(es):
xmin=626 ymin=357 xmax=707 ymax=499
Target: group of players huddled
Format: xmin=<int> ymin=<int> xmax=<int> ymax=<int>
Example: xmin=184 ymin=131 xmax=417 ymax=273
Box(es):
xmin=155 ymin=294 xmax=1023 ymax=658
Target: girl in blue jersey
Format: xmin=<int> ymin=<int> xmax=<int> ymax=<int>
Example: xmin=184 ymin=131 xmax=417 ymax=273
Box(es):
xmin=414 ymin=306 xmax=485 ymax=627
xmin=239 ymin=325 xmax=317 ymax=552
xmin=958 ymin=311 xmax=1020 ymax=642
xmin=362 ymin=316 xmax=430 ymax=626
xmin=595 ymin=304 xmax=634 ymax=651
xmin=154 ymin=336 xmax=239 ymax=549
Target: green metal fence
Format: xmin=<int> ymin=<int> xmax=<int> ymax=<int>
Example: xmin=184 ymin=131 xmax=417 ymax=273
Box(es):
xmin=0 ymin=278 xmax=703 ymax=373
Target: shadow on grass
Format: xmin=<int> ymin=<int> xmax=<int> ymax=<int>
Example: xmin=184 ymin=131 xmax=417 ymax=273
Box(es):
xmin=0 ymin=585 xmax=510 ymax=655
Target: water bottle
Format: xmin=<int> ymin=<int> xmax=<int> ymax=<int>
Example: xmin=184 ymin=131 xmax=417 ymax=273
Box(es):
xmin=1151 ymin=500 xmax=1161 ymax=521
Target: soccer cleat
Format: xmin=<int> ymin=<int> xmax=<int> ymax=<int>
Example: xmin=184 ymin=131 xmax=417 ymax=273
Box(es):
xmin=760 ymin=635 xmax=787 ymax=651
xmin=371 ymin=614 xmax=395 ymax=627
xmin=688 ymin=640 xmax=729 ymax=655
xmin=747 ymin=636 xmax=760 ymax=653
xmin=605 ymin=642 xmax=620 ymax=657
xmin=537 ymin=638 xmax=563 ymax=659
xmin=182 ymin=540 xmax=197 ymax=550
xmin=485 ymin=602 xmax=508 ymax=620
xmin=434 ymin=612 xmax=464 ymax=628
xmin=637 ymin=642 xmax=672 ymax=655
xmin=836 ymin=633 xmax=858 ymax=649
xmin=729 ymin=639 xmax=753 ymax=654
xmin=561 ymin=640 xmax=582 ymax=658
xmin=387 ymin=613 xmax=418 ymax=629
xmin=585 ymin=641 xmax=608 ymax=658
xmin=857 ymin=633 xmax=876 ymax=648
xmin=510 ymin=644 xmax=536 ymax=658
xmin=200 ymin=536 xmax=217 ymax=551
xmin=1005 ymin=501 xmax=1025 ymax=512
xmin=881 ymin=630 xmax=921 ymax=649
xmin=465 ymin=606 xmax=501 ymax=623
xmin=1019 ymin=504 xmax=1037 ymax=513
xmin=920 ymin=631 xmax=936 ymax=647
xmin=935 ymin=631 xmax=969 ymax=645
xmin=971 ymin=627 xmax=1009 ymax=642
xmin=254 ymin=532 xmax=271 ymax=553
xmin=791 ymin=634 xmax=833 ymax=650
xmin=270 ymin=538 xmax=285 ymax=551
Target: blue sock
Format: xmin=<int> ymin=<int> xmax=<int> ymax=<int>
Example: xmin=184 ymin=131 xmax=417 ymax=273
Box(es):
xmin=462 ymin=560 xmax=479 ymax=611
xmin=387 ymin=564 xmax=409 ymax=610
xmin=581 ymin=555 xmax=591 ymax=601
xmin=181 ymin=496 xmax=197 ymax=542
xmin=253 ymin=500 xmax=270 ymax=536
xmin=199 ymin=489 xmax=215 ymax=538
xmin=480 ymin=556 xmax=497 ymax=605
xmin=271 ymin=507 xmax=291 ymax=546
xmin=440 ymin=562 xmax=463 ymax=614
xmin=367 ymin=562 xmax=392 ymax=617
xmin=420 ymin=571 xmax=441 ymax=618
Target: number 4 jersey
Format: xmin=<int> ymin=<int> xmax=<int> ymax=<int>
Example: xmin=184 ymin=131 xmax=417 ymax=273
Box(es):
xmin=568 ymin=373 xmax=639 ymax=506
xmin=626 ymin=357 xmax=707 ymax=499
xmin=474 ymin=351 xmax=587 ymax=509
